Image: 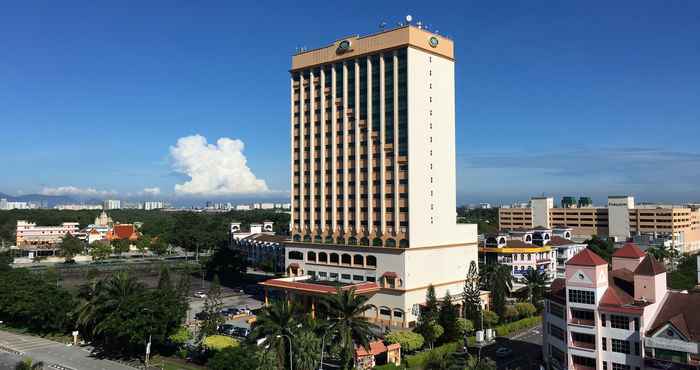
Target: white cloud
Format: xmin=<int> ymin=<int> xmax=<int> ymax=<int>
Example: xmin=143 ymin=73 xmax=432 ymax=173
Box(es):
xmin=41 ymin=186 xmax=117 ymax=197
xmin=141 ymin=187 xmax=161 ymax=196
xmin=170 ymin=135 xmax=269 ymax=196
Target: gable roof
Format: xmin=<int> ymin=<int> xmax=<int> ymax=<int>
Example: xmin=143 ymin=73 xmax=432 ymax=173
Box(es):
xmin=613 ymin=243 xmax=646 ymax=259
xmin=566 ymin=248 xmax=608 ymax=267
xmin=634 ymin=255 xmax=666 ymax=276
xmin=647 ymin=292 xmax=700 ymax=341
xmin=548 ymin=236 xmax=579 ymax=246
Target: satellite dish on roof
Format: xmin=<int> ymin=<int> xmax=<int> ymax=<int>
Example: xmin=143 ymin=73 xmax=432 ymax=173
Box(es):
xmin=406 ymin=15 xmax=413 ymax=23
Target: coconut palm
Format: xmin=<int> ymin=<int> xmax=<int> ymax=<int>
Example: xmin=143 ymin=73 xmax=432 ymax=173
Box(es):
xmin=249 ymin=300 xmax=300 ymax=369
xmin=481 ymin=264 xmax=512 ymax=317
xmin=522 ymin=268 xmax=547 ymax=304
xmin=77 ymin=271 xmax=144 ymax=337
xmin=321 ymin=288 xmax=379 ymax=370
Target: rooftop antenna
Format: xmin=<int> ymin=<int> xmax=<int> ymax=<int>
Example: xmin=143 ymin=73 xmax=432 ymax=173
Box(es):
xmin=405 ymin=15 xmax=413 ymax=24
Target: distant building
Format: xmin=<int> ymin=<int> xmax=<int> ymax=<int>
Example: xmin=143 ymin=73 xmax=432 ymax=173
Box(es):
xmin=94 ymin=211 xmax=113 ymax=227
xmin=230 ymin=221 xmax=283 ymax=272
xmin=235 ymin=204 xmax=251 ymax=211
xmin=499 ymin=195 xmax=700 ymax=254
xmin=143 ymin=201 xmax=166 ymax=211
xmin=54 ymin=204 xmax=103 ymax=210
xmin=103 ymin=199 xmax=121 ymax=210
xmin=0 ymin=199 xmax=35 ymax=210
xmin=106 ymin=224 xmax=140 ymax=242
xmin=479 ymin=203 xmax=492 ymax=209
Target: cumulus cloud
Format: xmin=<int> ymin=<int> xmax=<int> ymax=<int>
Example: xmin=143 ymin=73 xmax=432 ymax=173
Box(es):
xmin=141 ymin=187 xmax=161 ymax=196
xmin=41 ymin=186 xmax=117 ymax=197
xmin=169 ymin=135 xmax=269 ymax=196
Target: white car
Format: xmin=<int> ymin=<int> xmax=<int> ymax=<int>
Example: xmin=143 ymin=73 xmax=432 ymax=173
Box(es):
xmin=193 ymin=291 xmax=207 ymax=299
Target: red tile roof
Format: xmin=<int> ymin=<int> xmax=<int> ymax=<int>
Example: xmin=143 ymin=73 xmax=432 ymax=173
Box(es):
xmin=647 ymin=292 xmax=700 ymax=341
xmin=613 ymin=243 xmax=645 ymax=259
xmin=547 ymin=236 xmax=579 ymax=246
xmin=259 ymin=279 xmax=380 ymax=295
xmin=355 ymin=341 xmax=400 ymax=357
xmin=634 ymin=255 xmax=666 ymax=276
xmin=382 ymin=272 xmax=398 ymax=278
xmin=109 ymin=224 xmax=139 ymax=241
xmin=566 ymin=248 xmax=608 ymax=266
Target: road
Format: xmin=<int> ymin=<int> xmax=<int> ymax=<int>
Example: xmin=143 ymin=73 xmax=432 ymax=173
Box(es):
xmin=186 ymin=290 xmax=264 ymax=327
xmin=0 ymin=330 xmax=135 ymax=370
xmin=485 ymin=325 xmax=543 ymax=370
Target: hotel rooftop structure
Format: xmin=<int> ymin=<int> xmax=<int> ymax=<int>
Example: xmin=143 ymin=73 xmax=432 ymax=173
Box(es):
xmin=261 ymin=24 xmax=478 ymax=328
xmin=499 ymin=196 xmax=700 ymax=254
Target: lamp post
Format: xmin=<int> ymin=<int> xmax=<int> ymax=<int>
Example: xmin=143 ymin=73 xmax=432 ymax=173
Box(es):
xmin=318 ymin=322 xmax=337 ymax=370
xmin=142 ymin=308 xmax=153 ymax=370
xmin=277 ymin=334 xmax=293 ymax=370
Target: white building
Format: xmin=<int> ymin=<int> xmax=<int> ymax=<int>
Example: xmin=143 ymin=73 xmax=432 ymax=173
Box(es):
xmin=261 ymin=25 xmax=478 ymax=329
xmin=103 ymin=199 xmax=121 ymax=210
xmin=0 ymin=199 xmax=34 ymax=210
xmin=235 ymin=204 xmax=251 ymax=211
xmin=16 ymin=220 xmax=79 ymax=249
xmin=143 ymin=201 xmax=166 ymax=211
xmin=54 ymin=204 xmax=103 ymax=210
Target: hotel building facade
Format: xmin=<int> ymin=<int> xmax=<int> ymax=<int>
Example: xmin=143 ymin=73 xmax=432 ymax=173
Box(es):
xmin=261 ymin=25 xmax=478 ymax=328
xmin=499 ymin=196 xmax=700 ymax=254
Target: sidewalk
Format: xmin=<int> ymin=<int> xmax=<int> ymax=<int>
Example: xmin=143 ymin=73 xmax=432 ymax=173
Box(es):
xmin=0 ymin=330 xmax=135 ymax=370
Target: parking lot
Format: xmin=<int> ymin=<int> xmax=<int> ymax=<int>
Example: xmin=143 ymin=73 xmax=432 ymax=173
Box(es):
xmin=483 ymin=325 xmax=543 ymax=370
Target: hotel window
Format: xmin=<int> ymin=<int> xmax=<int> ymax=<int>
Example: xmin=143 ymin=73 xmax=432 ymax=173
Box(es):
xmin=612 ymin=363 xmax=630 ymax=370
xmin=572 ymin=356 xmax=595 ymax=369
xmin=634 ymin=318 xmax=640 ymax=331
xmin=549 ymin=324 xmax=565 ymax=340
xmin=366 ymin=276 xmax=376 ymax=282
xmin=568 ymin=289 xmax=595 ymax=304
xmin=549 ymin=302 xmax=564 ymax=319
xmin=612 ymin=339 xmax=630 ymax=354
xmin=329 ymin=272 xmax=339 ymax=280
xmin=634 ymin=342 xmax=640 ymax=356
xmin=610 ymin=315 xmax=629 ymax=329
xmin=318 ymin=271 xmax=327 ymax=277
xmin=603 ymin=362 xmax=608 ymax=370
xmin=341 ymin=274 xmax=351 ymax=280
xmin=353 ymin=275 xmax=364 ymax=281
xmin=601 ymin=313 xmax=606 ymax=327
xmin=602 ymin=337 xmax=607 ymax=350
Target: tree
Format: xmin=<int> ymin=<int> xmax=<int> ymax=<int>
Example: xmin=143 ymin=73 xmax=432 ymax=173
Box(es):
xmin=438 ymin=291 xmax=460 ymax=343
xmin=463 ymin=261 xmax=482 ymax=330
xmin=157 ymin=265 xmax=173 ymax=291
xmin=515 ymin=302 xmax=537 ymax=318
xmin=205 ymin=246 xmax=247 ymax=285
xmin=0 ymin=250 xmax=13 ymax=271
xmin=200 ymin=275 xmax=224 ymax=338
xmin=208 ymin=345 xmax=268 ymax=370
xmin=421 ymin=321 xmax=443 ymax=350
xmin=647 ymin=244 xmax=680 ymax=265
xmin=250 ymin=300 xmax=300 ymax=370
xmin=111 ymin=239 xmax=130 ymax=257
xmin=417 ymin=284 xmax=440 ymax=340
xmin=15 ymin=358 xmax=44 ymax=370
xmin=503 ymin=306 xmax=519 ymax=323
xmin=385 ymin=331 xmax=424 ymax=353
xmin=481 ymin=264 xmax=512 ymax=318
xmin=149 ymin=237 xmax=169 ymax=256
xmin=482 ymin=311 xmax=499 ymax=328
xmin=321 ymin=288 xmax=379 ymax=370
xmin=135 ymin=235 xmax=151 ymax=257
xmin=585 ymin=236 xmax=615 ymax=262
xmin=457 ymin=318 xmax=474 ymax=336
xmin=90 ymin=241 xmax=112 ymax=261
xmin=467 ymin=355 xmax=497 ymax=370
xmin=522 ymin=269 xmax=547 ymax=305
xmin=59 ymin=234 xmax=84 ymax=262
xmin=293 ymin=328 xmax=321 ymax=370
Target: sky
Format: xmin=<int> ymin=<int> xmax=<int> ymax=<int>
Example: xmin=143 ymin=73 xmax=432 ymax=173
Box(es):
xmin=1 ymin=1 xmax=699 ymax=206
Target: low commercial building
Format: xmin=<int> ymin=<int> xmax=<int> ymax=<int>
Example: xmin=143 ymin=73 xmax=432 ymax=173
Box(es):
xmin=479 ymin=227 xmax=558 ymax=283
xmin=499 ymin=195 xmax=700 ymax=254
xmin=230 ymin=221 xmax=284 ymax=273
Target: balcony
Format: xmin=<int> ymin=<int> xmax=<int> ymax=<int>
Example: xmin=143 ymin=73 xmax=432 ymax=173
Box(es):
xmin=569 ymin=317 xmax=595 ymax=327
xmin=571 ymin=340 xmax=595 ymax=350
xmin=573 ymin=366 xmax=596 ymax=370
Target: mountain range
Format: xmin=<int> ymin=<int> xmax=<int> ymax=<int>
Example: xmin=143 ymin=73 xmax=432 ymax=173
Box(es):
xmin=0 ymin=192 xmax=78 ymax=208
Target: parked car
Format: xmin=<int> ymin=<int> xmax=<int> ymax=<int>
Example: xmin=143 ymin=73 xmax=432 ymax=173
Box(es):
xmin=193 ymin=291 xmax=207 ymax=299
xmin=496 ymin=347 xmax=513 ymax=358
xmin=218 ymin=324 xmax=236 ymax=336
xmin=232 ymin=327 xmax=251 ymax=338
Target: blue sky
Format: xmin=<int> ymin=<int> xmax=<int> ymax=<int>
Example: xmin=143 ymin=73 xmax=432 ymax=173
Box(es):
xmin=1 ymin=1 xmax=699 ymax=205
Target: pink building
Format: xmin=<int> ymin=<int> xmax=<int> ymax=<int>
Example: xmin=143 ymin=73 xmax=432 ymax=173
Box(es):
xmin=543 ymin=243 xmax=700 ymax=370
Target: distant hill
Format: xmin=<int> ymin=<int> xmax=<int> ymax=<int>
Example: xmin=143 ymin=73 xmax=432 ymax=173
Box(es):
xmin=0 ymin=192 xmax=77 ymax=208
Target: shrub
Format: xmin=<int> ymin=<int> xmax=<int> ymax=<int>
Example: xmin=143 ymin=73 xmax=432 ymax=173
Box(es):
xmin=405 ymin=342 xmax=459 ymax=368
xmin=385 ymin=330 xmax=425 ymax=353
xmin=457 ymin=318 xmax=474 ymax=335
xmin=503 ymin=306 xmax=519 ymax=323
xmin=482 ymin=310 xmax=499 ymax=328
xmin=168 ymin=326 xmax=191 ymax=346
xmin=515 ymin=302 xmax=537 ymax=318
xmin=202 ymin=335 xmax=239 ymax=351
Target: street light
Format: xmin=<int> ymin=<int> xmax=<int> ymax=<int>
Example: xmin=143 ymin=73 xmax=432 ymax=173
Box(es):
xmin=142 ymin=308 xmax=153 ymax=370
xmin=276 ymin=334 xmax=293 ymax=370
xmin=319 ymin=321 xmax=338 ymax=370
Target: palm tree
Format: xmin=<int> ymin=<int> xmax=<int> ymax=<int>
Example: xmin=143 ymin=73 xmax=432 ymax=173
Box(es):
xmin=15 ymin=358 xmax=44 ymax=370
xmin=249 ymin=300 xmax=300 ymax=369
xmin=77 ymin=271 xmax=143 ymax=337
xmin=481 ymin=265 xmax=512 ymax=317
xmin=321 ymin=288 xmax=379 ymax=370
xmin=522 ymin=269 xmax=547 ymax=304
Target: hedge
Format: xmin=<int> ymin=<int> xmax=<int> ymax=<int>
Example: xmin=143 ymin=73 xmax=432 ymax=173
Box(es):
xmin=494 ymin=316 xmax=542 ymax=337
xmin=405 ymin=342 xmax=459 ymax=368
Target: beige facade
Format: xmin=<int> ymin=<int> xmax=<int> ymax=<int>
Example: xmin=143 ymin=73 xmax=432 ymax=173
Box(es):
xmin=279 ymin=25 xmax=478 ymax=327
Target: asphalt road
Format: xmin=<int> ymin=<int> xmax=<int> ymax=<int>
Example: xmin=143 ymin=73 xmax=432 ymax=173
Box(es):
xmin=0 ymin=330 xmax=134 ymax=370
xmin=485 ymin=325 xmax=544 ymax=370
xmin=186 ymin=290 xmax=264 ymax=326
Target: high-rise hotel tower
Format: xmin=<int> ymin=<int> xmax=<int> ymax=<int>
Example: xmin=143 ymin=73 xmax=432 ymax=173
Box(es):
xmin=263 ymin=24 xmax=478 ymax=328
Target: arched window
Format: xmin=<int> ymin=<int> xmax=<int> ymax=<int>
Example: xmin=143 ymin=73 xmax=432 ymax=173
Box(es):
xmin=336 ymin=237 xmax=345 ymax=245
xmin=293 ymin=234 xmax=301 ymax=242
xmin=348 ymin=237 xmax=357 ymax=245
xmin=565 ymin=232 xmax=571 ymax=239
xmin=393 ymin=308 xmax=404 ymax=318
xmin=499 ymin=237 xmax=506 ymax=244
xmin=307 ymin=251 xmax=316 ymax=262
xmin=360 ymin=237 xmax=369 ymax=246
xmin=366 ymin=255 xmax=377 ymax=267
xmin=303 ymin=235 xmax=311 ymax=242
xmin=353 ymin=254 xmax=364 ymax=266
xmin=399 ymin=239 xmax=408 ymax=248
xmin=288 ymin=251 xmax=303 ymax=260
xmin=318 ymin=252 xmax=328 ymax=263
xmin=372 ymin=238 xmax=383 ymax=247
xmin=314 ymin=235 xmax=322 ymax=243
xmin=544 ymin=233 xmax=550 ymax=240
xmin=341 ymin=254 xmax=352 ymax=265
xmin=330 ymin=253 xmax=339 ymax=264
xmin=324 ymin=236 xmax=334 ymax=244
xmin=385 ymin=239 xmax=396 ymax=248
xmin=525 ymin=235 xmax=532 ymax=242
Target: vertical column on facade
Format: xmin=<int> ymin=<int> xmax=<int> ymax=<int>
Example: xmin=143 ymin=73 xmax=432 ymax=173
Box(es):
xmin=299 ymin=73 xmax=306 ymax=234
xmin=354 ymin=59 xmax=361 ymax=236
xmin=319 ymin=69 xmax=326 ymax=236
xmin=342 ymin=62 xmax=349 ymax=238
xmin=366 ymin=57 xmax=373 ymax=238
xmin=330 ymin=66 xmax=337 ymax=236
xmin=289 ymin=76 xmax=296 ymax=232
xmin=379 ymin=54 xmax=386 ymax=240
xmin=309 ymin=70 xmax=316 ymax=236
xmin=392 ymin=51 xmax=400 ymax=235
